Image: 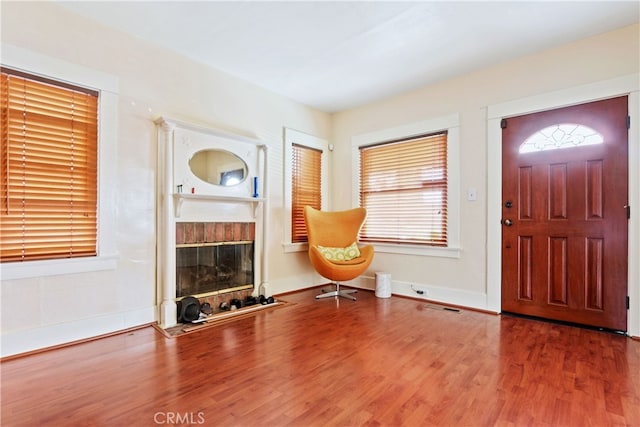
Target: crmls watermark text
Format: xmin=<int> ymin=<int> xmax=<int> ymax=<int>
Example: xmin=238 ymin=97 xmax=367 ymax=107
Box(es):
xmin=154 ymin=412 xmax=205 ymax=425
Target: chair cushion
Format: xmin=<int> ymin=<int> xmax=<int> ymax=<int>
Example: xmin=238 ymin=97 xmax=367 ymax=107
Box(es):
xmin=316 ymin=242 xmax=361 ymax=261
xmin=328 ymin=256 xmax=368 ymax=266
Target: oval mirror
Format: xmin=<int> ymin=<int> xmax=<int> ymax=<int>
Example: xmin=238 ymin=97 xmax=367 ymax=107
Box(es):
xmin=188 ymin=149 xmax=247 ymax=186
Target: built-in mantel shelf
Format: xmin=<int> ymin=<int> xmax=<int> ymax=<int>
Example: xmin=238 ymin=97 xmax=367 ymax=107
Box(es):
xmin=173 ymin=193 xmax=266 ymax=218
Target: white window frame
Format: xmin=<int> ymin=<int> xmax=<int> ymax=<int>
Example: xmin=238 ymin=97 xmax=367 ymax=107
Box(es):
xmin=1 ymin=44 xmax=119 ymax=280
xmin=282 ymin=127 xmax=329 ymax=253
xmin=351 ymin=114 xmax=461 ymax=258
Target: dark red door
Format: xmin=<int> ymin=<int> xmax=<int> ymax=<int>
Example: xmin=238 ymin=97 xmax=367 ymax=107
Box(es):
xmin=501 ymin=96 xmax=628 ymax=331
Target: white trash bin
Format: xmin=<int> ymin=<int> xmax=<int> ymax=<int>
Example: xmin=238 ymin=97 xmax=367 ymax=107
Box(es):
xmin=375 ymin=272 xmax=392 ymax=298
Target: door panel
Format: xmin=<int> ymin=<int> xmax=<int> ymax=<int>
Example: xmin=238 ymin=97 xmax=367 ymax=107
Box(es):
xmin=501 ymin=96 xmax=628 ymax=331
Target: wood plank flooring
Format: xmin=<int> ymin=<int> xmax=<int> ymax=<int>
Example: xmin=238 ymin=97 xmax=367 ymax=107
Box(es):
xmin=2 ymin=288 xmax=639 ymax=426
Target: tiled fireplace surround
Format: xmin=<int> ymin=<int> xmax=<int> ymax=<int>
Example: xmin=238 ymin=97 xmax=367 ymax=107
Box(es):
xmin=176 ymin=221 xmax=256 ymax=312
xmin=176 ymin=221 xmax=255 ymax=247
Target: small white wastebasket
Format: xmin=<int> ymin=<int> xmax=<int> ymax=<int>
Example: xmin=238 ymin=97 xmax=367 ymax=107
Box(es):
xmin=375 ymin=272 xmax=392 ymax=298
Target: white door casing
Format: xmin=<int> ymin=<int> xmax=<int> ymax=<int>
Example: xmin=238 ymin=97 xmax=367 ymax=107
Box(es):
xmin=486 ymin=74 xmax=640 ymax=337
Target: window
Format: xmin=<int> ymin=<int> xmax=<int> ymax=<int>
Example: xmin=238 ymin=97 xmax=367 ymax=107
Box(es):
xmin=220 ymin=169 xmax=244 ymax=186
xmin=283 ymin=128 xmax=328 ymax=250
xmin=1 ymin=44 xmax=118 ymax=279
xmin=291 ymin=144 xmax=322 ymax=243
xmin=1 ymin=68 xmax=98 ymax=262
xmin=359 ymin=132 xmax=448 ymax=246
xmin=352 ymin=114 xmax=460 ymax=257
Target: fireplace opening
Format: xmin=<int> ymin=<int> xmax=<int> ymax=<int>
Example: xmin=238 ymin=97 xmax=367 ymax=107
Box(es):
xmin=176 ymin=241 xmax=254 ymax=298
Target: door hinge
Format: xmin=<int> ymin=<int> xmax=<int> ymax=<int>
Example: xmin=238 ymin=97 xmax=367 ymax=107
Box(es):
xmin=627 ymin=115 xmax=631 ymax=129
xmin=626 ymin=296 xmax=630 ymax=310
xmin=625 ymin=205 xmax=631 ymax=219
xmin=500 ymin=119 xmax=507 ymax=129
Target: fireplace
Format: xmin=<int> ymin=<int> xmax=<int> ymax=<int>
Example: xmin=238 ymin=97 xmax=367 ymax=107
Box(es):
xmin=155 ymin=117 xmax=269 ymax=329
xmin=176 ymin=222 xmax=255 ymax=298
xmin=177 ymin=243 xmax=254 ymax=296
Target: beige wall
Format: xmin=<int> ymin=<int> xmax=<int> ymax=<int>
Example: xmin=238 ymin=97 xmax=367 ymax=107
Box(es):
xmin=331 ymin=24 xmax=639 ymax=325
xmin=0 ymin=1 xmax=330 ymax=356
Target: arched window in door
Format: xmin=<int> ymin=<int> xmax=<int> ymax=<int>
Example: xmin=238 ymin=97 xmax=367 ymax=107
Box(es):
xmin=519 ymin=123 xmax=603 ymax=153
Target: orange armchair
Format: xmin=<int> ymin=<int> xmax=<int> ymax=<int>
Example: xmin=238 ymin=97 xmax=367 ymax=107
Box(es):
xmin=303 ymin=206 xmax=374 ymax=300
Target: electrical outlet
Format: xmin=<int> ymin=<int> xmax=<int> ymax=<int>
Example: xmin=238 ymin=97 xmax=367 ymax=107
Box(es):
xmin=411 ymin=285 xmax=428 ymax=296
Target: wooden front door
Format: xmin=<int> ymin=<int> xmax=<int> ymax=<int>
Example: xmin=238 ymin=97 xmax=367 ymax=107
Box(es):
xmin=501 ymin=96 xmax=628 ymax=331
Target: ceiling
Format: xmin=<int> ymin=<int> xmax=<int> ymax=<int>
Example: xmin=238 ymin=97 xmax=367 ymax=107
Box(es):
xmin=57 ymin=1 xmax=639 ymax=113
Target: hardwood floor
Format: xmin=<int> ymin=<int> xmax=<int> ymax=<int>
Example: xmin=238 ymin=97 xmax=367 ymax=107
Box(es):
xmin=2 ymin=288 xmax=639 ymax=426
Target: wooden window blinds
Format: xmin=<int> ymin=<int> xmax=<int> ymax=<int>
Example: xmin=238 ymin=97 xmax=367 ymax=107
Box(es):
xmin=291 ymin=143 xmax=322 ymax=243
xmin=1 ymin=68 xmax=99 ymax=262
xmin=359 ymin=132 xmax=448 ymax=246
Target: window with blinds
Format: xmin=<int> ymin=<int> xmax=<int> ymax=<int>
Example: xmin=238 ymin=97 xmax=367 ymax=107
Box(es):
xmin=359 ymin=132 xmax=448 ymax=246
xmin=1 ymin=67 xmax=99 ymax=262
xmin=291 ymin=143 xmax=322 ymax=243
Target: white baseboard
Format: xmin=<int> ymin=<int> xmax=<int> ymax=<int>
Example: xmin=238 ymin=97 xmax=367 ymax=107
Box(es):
xmin=1 ymin=306 xmax=155 ymax=358
xmin=271 ymin=275 xmax=490 ymax=312
xmin=349 ymin=275 xmax=491 ymax=312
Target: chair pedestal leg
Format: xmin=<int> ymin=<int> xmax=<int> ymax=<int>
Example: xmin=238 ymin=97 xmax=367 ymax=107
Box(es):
xmin=315 ymin=282 xmax=357 ymax=301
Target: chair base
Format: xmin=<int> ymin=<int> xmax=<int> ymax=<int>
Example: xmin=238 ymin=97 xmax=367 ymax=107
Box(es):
xmin=315 ymin=283 xmax=357 ymax=301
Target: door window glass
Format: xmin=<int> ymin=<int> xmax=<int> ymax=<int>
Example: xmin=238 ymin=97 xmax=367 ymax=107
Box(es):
xmin=519 ymin=123 xmax=603 ymax=153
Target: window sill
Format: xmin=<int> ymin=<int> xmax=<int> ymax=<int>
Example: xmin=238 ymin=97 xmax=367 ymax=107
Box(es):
xmin=1 ymin=254 xmax=119 ymax=281
xmin=282 ymin=242 xmax=308 ymax=253
xmin=371 ymin=243 xmax=461 ymax=258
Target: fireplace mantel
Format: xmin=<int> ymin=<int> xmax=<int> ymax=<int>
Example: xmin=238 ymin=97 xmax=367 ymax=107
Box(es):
xmin=173 ymin=193 xmax=266 ymax=218
xmin=155 ymin=117 xmax=270 ymax=328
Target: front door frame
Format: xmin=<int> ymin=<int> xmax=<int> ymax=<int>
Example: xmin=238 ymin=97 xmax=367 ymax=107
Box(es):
xmin=486 ymin=74 xmax=640 ymax=337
